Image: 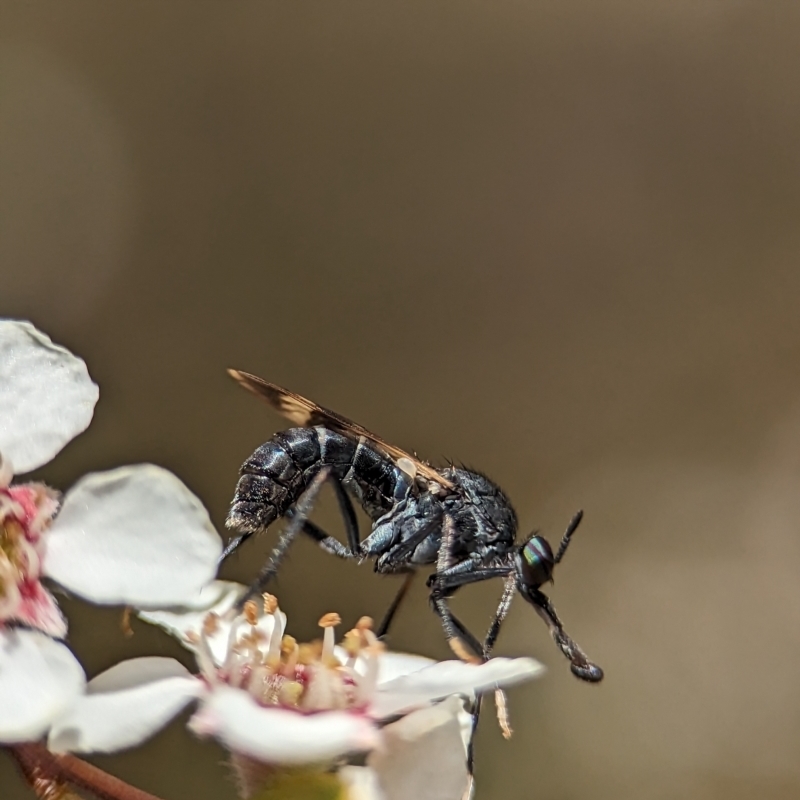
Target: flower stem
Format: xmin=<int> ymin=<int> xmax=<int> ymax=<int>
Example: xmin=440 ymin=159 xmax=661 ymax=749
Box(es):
xmin=7 ymin=743 xmax=166 ymax=800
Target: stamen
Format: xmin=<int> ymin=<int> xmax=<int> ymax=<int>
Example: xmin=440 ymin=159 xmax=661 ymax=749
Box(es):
xmin=203 ymin=612 xmax=221 ymax=636
xmin=354 ymin=646 xmax=380 ymax=706
xmin=342 ymin=629 xmax=361 ymax=663
xmin=243 ymin=600 xmax=259 ymax=626
xmin=280 ymin=635 xmax=299 ymax=676
xmin=121 ymin=607 xmax=134 ymax=638
xmin=318 ymin=612 xmax=341 ymax=663
xmin=196 ymin=613 xmax=220 ymax=682
xmin=495 ymin=689 xmax=512 ymax=739
xmin=262 ymin=593 xmax=278 ymax=615
xmin=278 ymin=680 xmax=303 ymax=707
xmin=265 ymin=610 xmax=285 ymax=667
xmin=298 ymin=642 xmax=322 ymax=666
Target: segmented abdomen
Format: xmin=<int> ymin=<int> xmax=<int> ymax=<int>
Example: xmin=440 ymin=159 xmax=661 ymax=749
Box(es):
xmin=227 ymin=426 xmax=405 ymax=534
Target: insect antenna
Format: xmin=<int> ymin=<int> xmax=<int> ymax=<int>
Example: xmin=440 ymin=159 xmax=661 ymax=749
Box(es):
xmin=554 ymin=509 xmax=584 ymax=564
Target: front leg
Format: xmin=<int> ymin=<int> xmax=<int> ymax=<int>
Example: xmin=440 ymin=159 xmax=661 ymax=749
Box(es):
xmin=427 ymin=514 xmax=484 ymax=663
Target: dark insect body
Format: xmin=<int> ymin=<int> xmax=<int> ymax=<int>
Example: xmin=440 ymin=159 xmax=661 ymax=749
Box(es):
xmin=223 ymin=370 xmax=603 ymax=684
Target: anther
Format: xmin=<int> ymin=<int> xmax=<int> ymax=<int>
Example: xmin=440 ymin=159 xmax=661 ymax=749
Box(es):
xmin=262 ymin=593 xmax=278 ymax=615
xmin=297 ymin=643 xmax=320 ymax=666
xmin=318 ymin=612 xmax=341 ymax=628
xmin=342 ymin=629 xmax=361 ymax=657
xmin=355 ymin=616 xmax=373 ymax=631
xmin=202 ymin=612 xmax=221 ymax=636
xmin=243 ymin=600 xmax=259 ymax=626
xmin=278 ymin=681 xmax=304 ymax=707
xmin=319 ymin=613 xmax=340 ymax=662
xmin=280 ymin=635 xmax=297 ymax=656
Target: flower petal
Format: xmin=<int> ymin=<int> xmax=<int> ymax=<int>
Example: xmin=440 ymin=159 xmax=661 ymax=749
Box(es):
xmin=372 ymin=657 xmax=544 ymax=719
xmin=0 ymin=629 xmax=85 ymax=743
xmin=190 ymin=685 xmax=380 ymax=764
xmin=43 ymin=465 xmax=222 ymax=606
xmin=48 ymin=657 xmax=202 ymax=753
xmin=340 ymin=766 xmax=386 ymax=800
xmin=139 ymin=581 xmax=285 ymax=667
xmin=335 ymin=649 xmax=435 ymax=681
xmin=0 ymin=320 xmax=98 ymax=474
xmin=368 ymin=696 xmax=470 ymax=800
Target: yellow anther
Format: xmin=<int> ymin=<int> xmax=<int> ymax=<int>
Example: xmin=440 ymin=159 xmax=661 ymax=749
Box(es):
xmin=297 ymin=643 xmax=320 ymax=665
xmin=318 ymin=612 xmax=341 ymax=629
xmin=202 ymin=612 xmax=221 ymax=636
xmin=355 ymin=616 xmax=373 ymax=631
xmin=322 ymin=653 xmax=341 ymax=669
xmin=278 ymin=680 xmax=304 ymax=707
xmin=262 ymin=593 xmax=279 ymax=614
xmin=243 ymin=600 xmax=259 ymax=626
xmin=342 ymin=629 xmax=361 ymax=656
xmin=121 ymin=607 xmax=134 ymax=638
xmin=280 ymin=635 xmax=297 ymax=656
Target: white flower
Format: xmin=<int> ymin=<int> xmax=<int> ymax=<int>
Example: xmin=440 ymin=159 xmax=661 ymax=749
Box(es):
xmin=48 ymin=584 xmax=543 ymax=780
xmin=0 ymin=320 xmax=223 ymax=742
xmin=341 ymin=695 xmax=475 ymax=800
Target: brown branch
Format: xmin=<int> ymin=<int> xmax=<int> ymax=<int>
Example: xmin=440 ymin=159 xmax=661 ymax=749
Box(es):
xmin=7 ymin=743 xmax=165 ymax=800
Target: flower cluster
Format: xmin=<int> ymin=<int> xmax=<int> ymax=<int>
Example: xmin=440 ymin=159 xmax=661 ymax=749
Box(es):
xmin=0 ymin=319 xmax=547 ymax=800
xmin=0 ymin=320 xmax=222 ymax=742
xmin=51 ymin=585 xmax=541 ymax=798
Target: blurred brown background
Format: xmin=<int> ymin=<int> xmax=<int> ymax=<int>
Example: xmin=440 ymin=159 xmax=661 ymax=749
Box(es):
xmin=3 ymin=2 xmax=800 ymax=799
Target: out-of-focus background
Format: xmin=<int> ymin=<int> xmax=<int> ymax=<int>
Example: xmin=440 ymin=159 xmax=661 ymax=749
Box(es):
xmin=3 ymin=3 xmax=800 ymax=799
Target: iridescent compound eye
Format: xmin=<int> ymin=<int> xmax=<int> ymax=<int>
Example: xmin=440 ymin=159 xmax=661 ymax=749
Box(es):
xmin=519 ymin=535 xmax=555 ymax=588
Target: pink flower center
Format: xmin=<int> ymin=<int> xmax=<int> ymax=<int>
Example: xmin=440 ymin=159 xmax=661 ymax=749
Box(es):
xmin=197 ymin=601 xmax=380 ymax=715
xmin=0 ymin=483 xmax=61 ymax=629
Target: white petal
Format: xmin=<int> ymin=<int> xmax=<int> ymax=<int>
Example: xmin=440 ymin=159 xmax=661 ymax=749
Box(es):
xmin=368 ymin=696 xmax=469 ymax=800
xmin=43 ymin=465 xmax=222 ymax=606
xmin=139 ymin=581 xmax=285 ymax=667
xmin=375 ymin=652 xmax=436 ymax=684
xmin=372 ymin=657 xmax=544 ymax=719
xmin=190 ymin=685 xmax=379 ymax=764
xmin=340 ymin=767 xmax=386 ymax=800
xmin=48 ymin=657 xmax=202 ymax=753
xmin=138 ymin=580 xmax=243 ymax=648
xmin=0 ymin=320 xmax=98 ymax=473
xmin=335 ymin=649 xmax=435 ymax=681
xmin=0 ymin=629 xmax=85 ymax=742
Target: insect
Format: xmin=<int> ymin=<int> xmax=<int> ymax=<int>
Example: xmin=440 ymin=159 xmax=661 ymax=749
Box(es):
xmin=223 ymin=369 xmax=603 ymax=682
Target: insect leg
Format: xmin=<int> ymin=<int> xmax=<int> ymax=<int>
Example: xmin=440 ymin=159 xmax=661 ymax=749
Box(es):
xmin=374 ymin=515 xmax=442 ymax=571
xmin=427 ymin=514 xmax=482 ymax=662
xmin=376 ymin=571 xmax=415 ymax=639
xmin=466 ymin=575 xmax=517 ymax=775
xmin=283 ymin=509 xmax=354 ymax=560
xmin=483 ymin=574 xmax=516 ymax=656
xmin=238 ymin=468 xmax=330 ymax=608
xmin=426 ymin=563 xmax=511 ymax=593
xmin=331 ymin=479 xmax=361 ymax=556
xmin=528 ymin=588 xmax=603 ymax=682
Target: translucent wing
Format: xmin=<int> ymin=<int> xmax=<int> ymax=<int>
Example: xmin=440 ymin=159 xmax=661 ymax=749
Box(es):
xmin=227 ymin=369 xmax=454 ymax=491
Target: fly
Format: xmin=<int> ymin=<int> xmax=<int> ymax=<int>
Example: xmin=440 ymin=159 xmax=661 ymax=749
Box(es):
xmin=222 ymin=369 xmax=603 ymax=683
